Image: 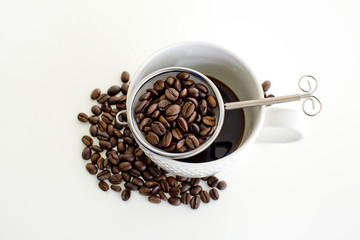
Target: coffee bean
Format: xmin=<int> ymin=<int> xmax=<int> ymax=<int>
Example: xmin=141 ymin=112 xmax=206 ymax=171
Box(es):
xmin=90 ymin=106 xmax=101 ymax=116
xmin=190 ymin=195 xmax=200 ymax=209
xmin=165 ymin=88 xmax=179 ymax=101
xmin=161 ymin=131 xmax=172 ymax=148
xmin=181 ymin=193 xmax=191 ymax=204
xmin=262 ymin=80 xmax=271 ymax=92
xmin=82 ymin=147 xmax=91 ymax=160
xmin=185 ymin=97 xmax=198 ymax=108
xmin=97 ymin=170 xmax=111 ymax=181
xmin=139 ymin=117 xmax=152 ymax=131
xmin=101 ymin=112 xmax=113 ymax=124
xmin=120 ymin=83 xmax=128 ymax=95
xmin=86 ymin=163 xmax=98 ymax=175
xmin=177 ymin=117 xmax=188 ymax=133
xmin=190 ymin=123 xmax=200 ymax=136
xmin=188 ymin=87 xmax=199 ymax=98
xmin=158 ymin=99 xmax=171 ymax=111
xmin=200 ymin=127 xmax=211 ymax=137
xmin=135 ymin=113 xmax=145 ymax=124
xmin=183 ymin=80 xmax=195 ymax=87
xmin=144 ymin=181 xmax=158 ymax=188
xmin=148 ymin=194 xmax=161 ymax=204
xmin=122 ymin=172 xmax=131 ymax=182
xmin=108 ymin=152 xmax=119 ymax=165
xmin=106 ymin=124 xmax=114 ymax=136
xmin=91 ymin=88 xmax=101 ymax=100
xmin=207 ymin=95 xmax=217 ymax=108
xmin=195 ymin=83 xmax=208 ymax=93
xmin=146 ymin=103 xmax=158 ymax=116
xmin=180 ymin=182 xmax=191 ymax=193
xmin=121 ymin=189 xmax=131 ymax=201
xmin=133 ymin=161 xmax=146 ymax=172
xmin=125 ymin=182 xmax=139 ymax=191
xmin=117 ymin=141 xmax=126 ymax=153
xmin=96 ymin=157 xmax=105 ymax=170
xmin=165 ymin=177 xmax=177 ymax=187
xmin=109 ymin=185 xmax=121 ymax=192
xmin=158 ymin=115 xmax=170 ymax=129
xmin=121 ymin=71 xmax=130 ymax=83
xmin=176 ymin=139 xmax=187 ymax=152
xmin=199 ymin=99 xmax=207 ymax=116
xmin=179 ymin=88 xmax=187 ymax=98
xmin=202 ymin=116 xmax=216 ymax=126
xmin=97 ymin=130 xmax=109 ymax=141
xmin=91 ymin=153 xmax=100 ymax=164
xmin=107 ymin=85 xmax=121 ymax=96
xmin=119 ymin=162 xmax=132 ymax=171
xmin=207 ymin=176 xmax=219 ymax=187
xmin=209 ymin=189 xmax=219 ymax=200
xmin=81 ymin=135 xmax=93 ymax=147
xmin=153 ymin=80 xmax=164 ymax=91
xmin=108 ymin=96 xmax=117 ymax=105
xmin=217 ymin=180 xmax=227 ymax=190
xmin=97 ymin=93 xmax=109 ymax=104
xmin=176 ymin=72 xmax=190 ymax=81
xmin=190 ymin=185 xmax=202 ymax=195
xmin=165 ymin=114 xmax=178 ymax=122
xmin=139 ymin=92 xmax=151 ymax=101
xmin=111 ymin=165 xmax=120 ymax=174
xmin=98 ymin=181 xmax=109 ymax=191
xmin=190 ymin=178 xmax=201 ymax=186
xmin=164 ymin=142 xmax=176 ymax=152
xmin=160 ymin=180 xmax=169 ymax=193
xmin=166 ymin=76 xmax=175 ymax=85
xmin=151 ymin=121 xmax=166 ymax=136
xmin=138 ymin=186 xmax=151 ymax=196
xmin=171 ymin=128 xmax=183 ymax=141
xmin=185 ymin=135 xmax=199 ymax=150
xmin=134 ymin=147 xmax=144 ymax=157
xmin=135 ymin=100 xmax=149 ymax=113
xmin=88 ymin=115 xmax=99 ymax=125
xmin=169 ymin=187 xmax=181 ymax=197
xmin=123 ymin=136 xmax=134 ymax=145
xmin=165 ymin=104 xmax=181 ymax=117
xmin=195 ymin=113 xmax=202 ymax=123
xmin=176 ymin=176 xmax=188 ymax=182
xmin=159 ymin=190 xmax=168 ymax=201
xmin=91 ymin=145 xmax=103 ymax=153
xmin=200 ymin=190 xmax=210 ymax=203
xmin=168 ymin=197 xmax=181 ymax=206
xmin=182 ymin=102 xmax=195 ymax=118
xmin=98 ymin=120 xmax=107 ymax=132
xmin=151 ymin=185 xmax=160 ymax=195
xmin=107 ymin=174 xmax=122 ymax=184
xmin=130 ymin=177 xmax=142 ymax=187
xmin=99 ymin=140 xmax=112 ymax=150
xmin=146 ymin=131 xmax=159 ymax=145
xmin=174 ymin=79 xmax=182 ymax=91
xmin=90 ymin=125 xmax=98 ymax=136
xmin=78 ymin=113 xmax=88 ymax=122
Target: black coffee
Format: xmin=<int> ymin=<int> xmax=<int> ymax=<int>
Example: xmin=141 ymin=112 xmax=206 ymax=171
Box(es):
xmin=178 ymin=76 xmax=245 ymax=163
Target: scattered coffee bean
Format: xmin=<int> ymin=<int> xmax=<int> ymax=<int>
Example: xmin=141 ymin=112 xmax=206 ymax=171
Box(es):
xmin=97 ymin=170 xmax=111 ymax=181
xmin=168 ymin=197 xmax=181 ymax=206
xmin=159 ymin=190 xmax=168 ymax=201
xmin=190 ymin=185 xmax=202 ymax=195
xmin=91 ymin=88 xmax=101 ymax=100
xmin=200 ymin=190 xmax=210 ymax=203
xmin=82 ymin=147 xmax=91 ymax=160
xmin=207 ymin=176 xmax=219 ymax=187
xmin=217 ymin=180 xmax=227 ymax=190
xmin=185 ymin=135 xmax=200 ymax=150
xmin=160 ymin=180 xmax=169 ymax=193
xmin=119 ymin=162 xmax=132 ymax=171
xmin=111 ymin=185 xmax=122 ymax=192
xmin=169 ymin=187 xmax=181 ymax=197
xmin=190 ymin=195 xmax=200 ymax=209
xmin=98 ymin=181 xmax=109 ymax=191
xmin=121 ymin=71 xmax=130 ymax=83
xmin=86 ymin=163 xmax=98 ymax=175
xmin=148 ymin=194 xmax=161 ymax=204
xmin=107 ymin=85 xmax=121 ymax=96
xmin=125 ymin=182 xmax=139 ymax=191
xmin=176 ymin=72 xmax=190 ymax=81
xmin=78 ymin=113 xmax=88 ymax=122
xmin=121 ymin=189 xmax=131 ymax=201
xmin=82 ymin=135 xmax=93 ymax=147
xmin=206 ymin=95 xmax=217 ymax=108
xmin=209 ymin=188 xmax=219 ymax=200
xmin=181 ymin=192 xmax=191 ymax=204
xmin=262 ymin=80 xmax=271 ymax=92
xmin=109 ymin=174 xmax=122 ymax=184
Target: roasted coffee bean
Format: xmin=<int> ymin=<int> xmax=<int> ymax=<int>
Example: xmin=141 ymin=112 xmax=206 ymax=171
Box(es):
xmin=134 ymin=147 xmax=144 ymax=157
xmin=190 ymin=195 xmax=200 ymax=209
xmin=190 ymin=178 xmax=201 ymax=186
xmin=91 ymin=153 xmax=101 ymax=164
xmin=108 ymin=96 xmax=117 ymax=105
xmin=98 ymin=181 xmax=109 ymax=191
xmin=199 ymin=99 xmax=208 ymax=116
xmin=158 ymin=99 xmax=171 ymax=111
xmin=165 ymin=88 xmax=179 ymax=101
xmin=165 ymin=142 xmax=176 ymax=152
xmin=108 ymin=152 xmax=119 ymax=165
xmin=139 ymin=117 xmax=152 ymax=131
xmin=177 ymin=117 xmax=188 ymax=133
xmin=109 ymin=136 xmax=117 ymax=147
xmin=153 ymin=80 xmax=165 ymax=91
xmin=195 ymin=113 xmax=202 ymax=123
xmin=78 ymin=113 xmax=88 ymax=122
xmin=89 ymin=116 xmax=99 ymax=125
xmin=179 ymin=88 xmax=187 ymax=99
xmin=195 ymin=83 xmax=208 ymax=93
xmin=116 ymin=103 xmax=126 ymax=110
xmin=91 ymin=145 xmax=103 ymax=153
xmin=168 ymin=197 xmax=181 ymax=206
xmin=120 ymin=83 xmax=129 ymax=95
xmin=146 ymin=103 xmax=158 ymax=116
xmin=200 ymin=190 xmax=210 ymax=203
xmin=129 ymin=169 xmax=140 ymax=178
xmin=101 ymin=112 xmax=113 ymax=124
xmin=121 ymin=71 xmax=130 ymax=83
xmin=111 ymin=185 xmax=122 ymax=192
xmin=125 ymin=182 xmax=139 ymax=191
xmin=123 ymin=136 xmax=134 ymax=145
xmin=97 ymin=170 xmax=111 ymax=181
xmin=165 ymin=104 xmax=181 ymax=117
xmin=117 ymin=141 xmax=126 ymax=153
xmin=121 ymin=189 xmax=131 ymax=201
xmin=166 ymin=76 xmax=175 ymax=85
xmin=201 ymin=176 xmax=210 ymax=180
xmin=207 ymin=176 xmax=219 ymax=187
xmin=150 ymin=185 xmax=159 ymax=195
xmin=262 ymin=80 xmax=271 ymax=92
xmin=99 ymin=140 xmax=112 ymax=150
xmin=90 ymin=125 xmax=98 ymax=136
xmin=138 ymin=186 xmax=151 ymax=196
xmin=161 ymin=131 xmax=172 ymax=148
xmin=119 ymin=162 xmax=132 ymax=171
xmin=146 ymin=131 xmax=159 ymax=145
xmin=129 ymin=177 xmax=142 ymax=187
xmin=199 ymin=92 xmax=207 ymax=98
xmin=98 ymin=120 xmax=107 ymax=132
xmin=91 ymin=105 xmax=102 ymax=116
xmin=82 ymin=135 xmax=93 ymax=147
xmin=182 ymin=102 xmax=195 ymax=118
xmin=190 ymin=185 xmax=202 ymax=195
xmin=189 ymin=123 xmax=200 ymax=136
xmin=200 ymin=127 xmax=211 ymax=137
xmin=96 ymin=157 xmax=105 ymax=170
xmin=209 ymin=188 xmax=219 ymax=200
xmin=122 ymin=172 xmax=131 ymax=182
xmin=181 ymin=192 xmax=191 ymax=204
xmin=135 ymin=113 xmax=145 ymax=124
xmin=188 ymin=87 xmax=199 ymax=98
xmin=139 ymin=92 xmax=151 ymax=101
xmin=107 ymin=85 xmax=121 ymax=96
xmin=169 ymin=187 xmax=181 ymax=197
xmin=183 ymin=80 xmax=194 ymax=87
xmin=158 ymin=190 xmax=167 ymax=201
xmin=91 ymin=88 xmax=101 ymax=100
xmin=109 ymin=174 xmax=123 ymax=184
xmin=97 ymin=93 xmax=109 ymax=104
xmin=165 ymin=114 xmax=178 ymax=122
xmin=174 ymin=79 xmax=182 ymax=91
xmin=111 ymin=165 xmax=120 ymax=174
xmin=207 ymin=95 xmax=217 ymax=108
xmin=171 ymin=128 xmax=183 ymax=141
xmin=185 ymin=97 xmax=198 ymax=108
xmin=176 ymin=139 xmax=187 ymax=152
xmin=133 ymin=161 xmax=146 ymax=172
xmin=142 ymin=170 xmax=153 ymax=181
xmin=106 ymin=124 xmax=114 ymax=136
xmin=151 ymin=121 xmax=166 ymax=136
xmin=135 ymin=100 xmax=149 ymax=113
xmin=157 ymin=116 xmax=170 ymax=129
xmin=86 ymin=163 xmax=98 ymax=175
xmin=144 ymin=181 xmax=158 ymax=188
xmin=166 ymin=176 xmax=178 ymax=187
xmin=148 ymin=194 xmax=161 ymax=204
xmin=176 ymin=176 xmax=188 ymax=182
xmin=82 ymin=147 xmax=91 ymax=160
xmin=185 ymin=135 xmax=200 ymax=149
xmin=97 ymin=130 xmax=110 ymax=141
xmin=160 ymin=180 xmax=169 ymax=193
xmin=180 ymin=182 xmax=191 ymax=194
xmin=153 ymin=174 xmax=166 ymax=182
xmin=177 ymin=72 xmax=190 ymax=81
xmin=202 ymin=116 xmax=216 ymax=126
xmin=117 ymin=94 xmax=127 ymax=103
xmin=217 ymin=180 xmax=227 ymax=190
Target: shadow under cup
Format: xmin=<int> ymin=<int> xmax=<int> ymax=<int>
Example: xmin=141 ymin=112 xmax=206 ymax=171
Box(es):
xmin=131 ymin=42 xmax=264 ymax=163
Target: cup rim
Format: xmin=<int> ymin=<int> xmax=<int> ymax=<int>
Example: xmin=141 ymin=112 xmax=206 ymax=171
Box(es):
xmin=128 ymin=41 xmax=265 ymax=168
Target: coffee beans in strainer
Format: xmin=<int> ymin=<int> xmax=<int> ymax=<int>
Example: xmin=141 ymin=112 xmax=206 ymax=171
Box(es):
xmin=135 ymin=72 xmax=218 ymax=153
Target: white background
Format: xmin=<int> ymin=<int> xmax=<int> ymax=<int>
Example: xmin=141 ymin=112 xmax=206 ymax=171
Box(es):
xmin=1 ymin=0 xmax=359 ymax=239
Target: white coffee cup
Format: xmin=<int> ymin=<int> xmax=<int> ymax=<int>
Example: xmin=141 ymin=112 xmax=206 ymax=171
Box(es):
xmin=126 ymin=41 xmax=306 ymax=178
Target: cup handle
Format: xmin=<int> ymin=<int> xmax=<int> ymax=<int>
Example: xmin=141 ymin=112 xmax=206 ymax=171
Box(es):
xmin=255 ymin=107 xmax=308 ymax=143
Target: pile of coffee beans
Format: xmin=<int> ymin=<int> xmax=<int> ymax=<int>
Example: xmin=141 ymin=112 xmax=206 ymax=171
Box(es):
xmin=77 ymin=71 xmax=227 ymax=210
xmin=134 ymin=72 xmax=218 ymax=153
